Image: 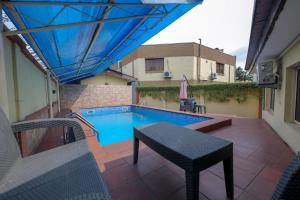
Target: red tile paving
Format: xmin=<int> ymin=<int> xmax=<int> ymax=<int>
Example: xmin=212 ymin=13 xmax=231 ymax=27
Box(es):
xmin=36 ymin=116 xmax=295 ymax=200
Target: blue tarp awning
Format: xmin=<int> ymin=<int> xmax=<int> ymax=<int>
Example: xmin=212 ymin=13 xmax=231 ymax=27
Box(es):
xmin=2 ymin=0 xmax=202 ymax=83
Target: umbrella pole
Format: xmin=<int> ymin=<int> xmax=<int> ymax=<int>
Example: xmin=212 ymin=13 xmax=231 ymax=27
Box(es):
xmin=183 ymin=75 xmax=193 ymax=98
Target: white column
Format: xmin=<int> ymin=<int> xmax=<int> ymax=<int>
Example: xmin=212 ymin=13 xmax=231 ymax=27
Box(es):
xmin=0 ymin=6 xmax=11 ymax=118
xmin=47 ymin=70 xmax=53 ymax=118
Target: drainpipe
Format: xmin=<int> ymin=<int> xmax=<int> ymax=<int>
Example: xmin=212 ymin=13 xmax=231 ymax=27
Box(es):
xmin=228 ymin=65 xmax=231 ymax=83
xmin=47 ymin=69 xmax=53 ymax=118
xmin=56 ymin=79 xmax=61 ymax=112
xmin=118 ymin=60 xmax=122 ymax=73
xmin=11 ymin=43 xmax=20 ymax=121
xmin=197 ymin=38 xmax=202 ymax=82
xmin=132 ymin=60 xmax=135 ymax=77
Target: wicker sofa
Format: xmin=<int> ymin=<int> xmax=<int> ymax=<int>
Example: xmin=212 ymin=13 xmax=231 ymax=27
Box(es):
xmin=272 ymin=152 xmax=300 ymax=199
xmin=0 ymin=107 xmax=110 ymax=200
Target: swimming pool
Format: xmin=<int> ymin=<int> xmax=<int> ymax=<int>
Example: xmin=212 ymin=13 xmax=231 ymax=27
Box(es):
xmin=81 ymin=106 xmax=211 ymax=146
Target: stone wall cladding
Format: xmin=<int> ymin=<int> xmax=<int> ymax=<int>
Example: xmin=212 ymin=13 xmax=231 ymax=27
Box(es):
xmin=60 ymin=84 xmax=132 ymax=111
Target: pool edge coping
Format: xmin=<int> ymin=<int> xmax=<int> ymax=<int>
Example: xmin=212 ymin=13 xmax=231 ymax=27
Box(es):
xmin=77 ymin=104 xmax=232 ymax=134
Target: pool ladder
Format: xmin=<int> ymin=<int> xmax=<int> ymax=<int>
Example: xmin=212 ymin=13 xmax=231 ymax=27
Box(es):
xmin=67 ymin=112 xmax=99 ymax=136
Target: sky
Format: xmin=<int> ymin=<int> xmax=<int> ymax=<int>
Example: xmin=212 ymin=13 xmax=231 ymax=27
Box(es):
xmin=145 ymin=0 xmax=255 ymax=68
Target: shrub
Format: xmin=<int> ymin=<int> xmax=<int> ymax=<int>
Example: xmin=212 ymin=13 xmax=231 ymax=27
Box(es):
xmin=137 ymin=83 xmax=260 ymax=103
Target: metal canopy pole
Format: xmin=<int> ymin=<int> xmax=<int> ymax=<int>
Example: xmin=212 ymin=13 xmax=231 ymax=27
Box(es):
xmin=97 ymin=6 xmax=160 ymax=63
xmin=70 ymin=5 xmax=160 ymax=79
xmin=4 ymin=3 xmax=58 ymax=81
xmin=47 ymin=70 xmax=53 ymax=118
xmin=61 ymin=5 xmax=180 ymax=83
xmin=3 ymin=13 xmax=164 ymax=36
xmin=86 ymin=4 xmax=179 ymax=75
xmin=2 ymin=2 xmax=163 ymax=7
xmin=57 ymin=6 xmax=161 ymax=80
xmin=76 ymin=2 xmax=113 ymax=76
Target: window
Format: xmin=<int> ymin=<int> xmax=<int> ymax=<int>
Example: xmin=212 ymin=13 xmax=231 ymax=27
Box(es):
xmin=145 ymin=58 xmax=164 ymax=73
xmin=270 ymin=88 xmax=275 ymax=112
xmin=216 ymin=63 xmax=225 ymax=75
xmin=295 ymin=69 xmax=300 ymax=123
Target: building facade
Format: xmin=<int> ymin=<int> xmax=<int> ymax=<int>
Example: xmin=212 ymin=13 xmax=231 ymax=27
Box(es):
xmin=246 ymin=0 xmax=300 ymax=152
xmin=113 ymin=43 xmax=236 ymax=85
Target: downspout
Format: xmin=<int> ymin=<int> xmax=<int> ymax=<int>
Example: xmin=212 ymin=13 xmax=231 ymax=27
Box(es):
xmin=228 ymin=65 xmax=231 ymax=83
xmin=132 ymin=60 xmax=135 ymax=77
xmin=46 ymin=70 xmax=53 ymax=118
xmin=197 ymin=38 xmax=202 ymax=82
xmin=11 ymin=43 xmax=20 ymax=121
xmin=118 ymin=61 xmax=122 ymax=73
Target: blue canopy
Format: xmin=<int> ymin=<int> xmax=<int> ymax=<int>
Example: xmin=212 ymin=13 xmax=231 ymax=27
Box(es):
xmin=3 ymin=0 xmax=202 ymax=83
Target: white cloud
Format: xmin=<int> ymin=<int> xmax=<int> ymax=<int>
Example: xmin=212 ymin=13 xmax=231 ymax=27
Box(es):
xmin=145 ymin=0 xmax=254 ymax=68
xmin=231 ymin=46 xmax=248 ymax=67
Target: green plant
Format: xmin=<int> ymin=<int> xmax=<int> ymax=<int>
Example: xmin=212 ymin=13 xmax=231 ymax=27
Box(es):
xmin=138 ymin=83 xmax=260 ymax=103
xmin=236 ymin=66 xmax=253 ymax=81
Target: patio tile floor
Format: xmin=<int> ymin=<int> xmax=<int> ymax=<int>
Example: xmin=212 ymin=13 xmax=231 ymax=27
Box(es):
xmin=36 ymin=117 xmax=295 ymax=200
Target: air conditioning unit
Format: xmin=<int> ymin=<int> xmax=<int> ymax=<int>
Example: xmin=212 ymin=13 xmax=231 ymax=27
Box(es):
xmin=163 ymin=71 xmax=173 ymax=79
xmin=257 ymin=61 xmax=280 ymax=88
xmin=208 ymin=73 xmax=217 ymax=80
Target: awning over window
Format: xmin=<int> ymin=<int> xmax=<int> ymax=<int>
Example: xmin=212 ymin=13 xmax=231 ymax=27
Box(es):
xmin=2 ymin=0 xmax=202 ymax=83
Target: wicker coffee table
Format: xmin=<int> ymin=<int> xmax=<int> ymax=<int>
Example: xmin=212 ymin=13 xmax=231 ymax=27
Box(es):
xmin=133 ymin=122 xmax=233 ymax=200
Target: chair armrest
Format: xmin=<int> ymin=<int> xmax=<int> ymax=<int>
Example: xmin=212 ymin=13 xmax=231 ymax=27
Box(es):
xmin=11 ymin=118 xmax=85 ymax=141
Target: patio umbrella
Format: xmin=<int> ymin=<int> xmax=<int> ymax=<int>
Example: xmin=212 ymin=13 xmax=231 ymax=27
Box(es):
xmin=179 ymin=79 xmax=188 ymax=100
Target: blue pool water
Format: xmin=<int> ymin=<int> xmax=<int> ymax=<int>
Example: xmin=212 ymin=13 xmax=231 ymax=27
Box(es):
xmin=81 ymin=106 xmax=210 ymax=146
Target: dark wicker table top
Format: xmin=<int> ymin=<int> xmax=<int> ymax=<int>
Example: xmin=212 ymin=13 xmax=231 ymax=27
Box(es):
xmin=135 ymin=122 xmax=232 ymax=161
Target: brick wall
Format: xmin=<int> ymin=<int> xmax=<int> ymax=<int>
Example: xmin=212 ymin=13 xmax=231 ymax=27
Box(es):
xmin=19 ymin=102 xmax=58 ymax=157
xmin=60 ymin=84 xmax=132 ymax=111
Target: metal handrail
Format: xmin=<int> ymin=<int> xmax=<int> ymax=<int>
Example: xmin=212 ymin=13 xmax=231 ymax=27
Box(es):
xmin=67 ymin=112 xmax=99 ymax=136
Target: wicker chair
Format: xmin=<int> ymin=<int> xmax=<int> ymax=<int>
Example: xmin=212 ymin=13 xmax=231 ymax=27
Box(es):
xmin=272 ymin=152 xmax=300 ymax=200
xmin=0 ymin=107 xmax=111 ymax=200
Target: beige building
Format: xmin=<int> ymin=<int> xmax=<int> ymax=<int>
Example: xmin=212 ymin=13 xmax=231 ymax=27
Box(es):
xmin=246 ymin=0 xmax=300 ymax=152
xmin=80 ymin=69 xmax=136 ymax=86
xmin=112 ymin=43 xmax=236 ymax=85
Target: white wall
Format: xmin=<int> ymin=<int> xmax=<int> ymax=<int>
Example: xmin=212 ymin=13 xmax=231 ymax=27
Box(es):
xmin=0 ymin=30 xmax=11 ymax=119
xmin=262 ymin=39 xmax=300 ymax=152
xmin=15 ymin=44 xmax=48 ymax=120
xmin=0 ymin=36 xmax=57 ymax=122
xmin=121 ymin=56 xmax=235 ymax=83
xmin=199 ymin=58 xmax=235 ymax=82
xmin=122 ymin=56 xmax=195 ymax=81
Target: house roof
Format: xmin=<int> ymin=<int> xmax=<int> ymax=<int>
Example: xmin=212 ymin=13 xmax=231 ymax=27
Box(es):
xmin=2 ymin=1 xmax=203 ymax=84
xmin=245 ymin=0 xmax=286 ymax=70
xmin=116 ymin=42 xmax=236 ymax=66
xmin=104 ymin=69 xmax=137 ymax=82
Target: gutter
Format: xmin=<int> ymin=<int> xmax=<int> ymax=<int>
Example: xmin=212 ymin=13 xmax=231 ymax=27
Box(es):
xmin=106 ymin=69 xmax=137 ymax=81
xmin=247 ymin=0 xmax=286 ymax=73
